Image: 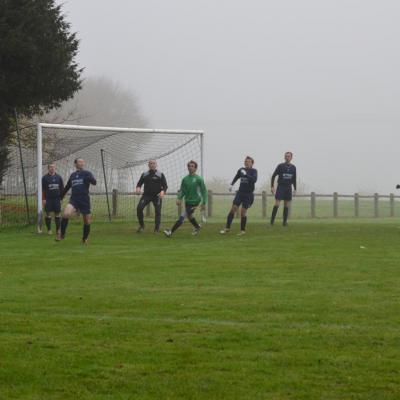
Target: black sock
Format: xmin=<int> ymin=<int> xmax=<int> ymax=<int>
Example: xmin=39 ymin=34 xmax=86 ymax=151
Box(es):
xmin=60 ymin=218 xmax=69 ymax=237
xmin=55 ymin=217 xmax=61 ymax=232
xmin=241 ymin=216 xmax=247 ymax=231
xmin=83 ymin=224 xmax=91 ymax=240
xmin=137 ymin=208 xmax=144 ymax=228
xmin=171 ymin=216 xmax=184 ymax=233
xmin=226 ymin=212 xmax=234 ymax=229
xmin=45 ymin=216 xmax=51 ymax=231
xmin=189 ymin=217 xmax=200 ymax=229
xmin=283 ymin=207 xmax=289 ymax=225
xmin=271 ymin=206 xmax=279 ymax=225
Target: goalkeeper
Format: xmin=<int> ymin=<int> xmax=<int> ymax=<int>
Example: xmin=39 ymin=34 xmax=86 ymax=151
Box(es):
xmin=164 ymin=160 xmax=207 ymax=237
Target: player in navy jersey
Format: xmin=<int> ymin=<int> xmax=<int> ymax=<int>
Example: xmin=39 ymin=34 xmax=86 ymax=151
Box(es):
xmin=135 ymin=159 xmax=168 ymax=233
xmin=56 ymin=158 xmax=97 ymax=244
xmin=270 ymin=152 xmax=297 ymax=226
xmin=41 ymin=163 xmax=64 ymax=235
xmin=220 ymin=156 xmax=258 ymax=235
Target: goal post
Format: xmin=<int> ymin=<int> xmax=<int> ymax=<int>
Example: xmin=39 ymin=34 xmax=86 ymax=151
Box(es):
xmin=35 ymin=123 xmax=204 ymax=230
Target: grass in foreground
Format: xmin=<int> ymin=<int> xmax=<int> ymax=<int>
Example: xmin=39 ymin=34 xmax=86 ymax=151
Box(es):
xmin=0 ymin=220 xmax=399 ymax=399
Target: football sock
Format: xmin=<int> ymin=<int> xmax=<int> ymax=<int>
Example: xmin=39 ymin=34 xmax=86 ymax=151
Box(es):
xmin=60 ymin=218 xmax=69 ymax=237
xmin=240 ymin=216 xmax=247 ymax=231
xmin=226 ymin=212 xmax=234 ymax=229
xmin=83 ymin=224 xmax=91 ymax=240
xmin=271 ymin=206 xmax=279 ymax=225
xmin=283 ymin=207 xmax=289 ymax=225
xmin=55 ymin=216 xmax=61 ymax=232
xmin=45 ymin=216 xmax=51 ymax=231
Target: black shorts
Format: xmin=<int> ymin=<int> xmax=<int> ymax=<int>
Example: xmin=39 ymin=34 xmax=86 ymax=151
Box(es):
xmin=233 ymin=192 xmax=254 ymax=209
xmin=45 ymin=197 xmax=61 ymax=213
xmin=69 ymin=196 xmax=91 ymax=215
xmin=275 ymin=186 xmax=292 ymax=201
xmin=183 ymin=203 xmax=200 ymax=218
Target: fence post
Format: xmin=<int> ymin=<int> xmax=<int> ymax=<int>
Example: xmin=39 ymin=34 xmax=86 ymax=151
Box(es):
xmin=390 ymin=193 xmax=395 ymax=217
xmin=310 ymin=192 xmax=316 ymax=218
xmin=208 ymin=190 xmax=213 ymax=217
xmin=262 ymin=191 xmax=267 ymax=219
xmin=374 ymin=193 xmax=379 ymax=218
xmin=354 ymin=193 xmax=359 ymax=218
xmin=112 ymin=189 xmax=118 ymax=217
xmin=333 ymin=192 xmax=338 ymax=218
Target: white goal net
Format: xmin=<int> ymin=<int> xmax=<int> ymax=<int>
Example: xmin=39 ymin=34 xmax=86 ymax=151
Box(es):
xmin=1 ymin=123 xmax=204 ymax=228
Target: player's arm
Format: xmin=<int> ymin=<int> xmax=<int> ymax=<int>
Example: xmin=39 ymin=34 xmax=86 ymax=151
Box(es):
xmin=41 ymin=177 xmax=47 ymax=203
xmin=247 ymin=169 xmax=258 ymax=183
xmin=271 ymin=166 xmax=279 ymax=193
xmin=59 ymin=176 xmax=65 ymax=196
xmin=176 ymin=180 xmax=185 ymax=205
xmin=160 ymin=173 xmax=168 ymax=197
xmin=199 ymin=177 xmax=208 ymax=208
xmin=87 ymin=172 xmax=97 ymax=186
xmin=229 ymin=169 xmax=241 ymax=191
xmin=135 ymin=173 xmax=144 ymax=194
xmin=61 ymin=178 xmax=71 ymax=200
xmin=292 ymin=167 xmax=297 ymax=192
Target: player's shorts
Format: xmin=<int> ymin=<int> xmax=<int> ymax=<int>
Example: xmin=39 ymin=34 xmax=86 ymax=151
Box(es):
xmin=182 ymin=203 xmax=200 ymax=218
xmin=69 ymin=196 xmax=91 ymax=215
xmin=44 ymin=197 xmax=61 ymax=213
xmin=233 ymin=192 xmax=254 ymax=209
xmin=275 ymin=186 xmax=292 ymax=201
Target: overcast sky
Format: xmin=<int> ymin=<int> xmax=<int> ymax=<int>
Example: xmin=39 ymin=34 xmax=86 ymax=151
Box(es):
xmin=59 ymin=0 xmax=400 ymax=193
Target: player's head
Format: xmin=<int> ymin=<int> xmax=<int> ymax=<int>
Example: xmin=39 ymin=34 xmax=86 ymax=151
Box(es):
xmin=74 ymin=158 xmax=85 ymax=170
xmin=244 ymin=156 xmax=254 ymax=168
xmin=187 ymin=160 xmax=198 ymax=174
xmin=284 ymin=152 xmax=293 ymax=163
xmin=148 ymin=159 xmax=157 ymax=171
xmin=47 ymin=163 xmax=56 ymax=174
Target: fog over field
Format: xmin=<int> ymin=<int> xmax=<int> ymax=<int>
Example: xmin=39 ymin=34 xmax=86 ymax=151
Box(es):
xmin=59 ymin=0 xmax=400 ymax=194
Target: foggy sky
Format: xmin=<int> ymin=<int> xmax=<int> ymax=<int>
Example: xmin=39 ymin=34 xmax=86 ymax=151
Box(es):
xmin=59 ymin=0 xmax=400 ymax=193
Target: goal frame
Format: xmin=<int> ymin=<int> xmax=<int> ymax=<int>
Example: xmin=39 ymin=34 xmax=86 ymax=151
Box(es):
xmin=36 ymin=123 xmax=205 ymax=230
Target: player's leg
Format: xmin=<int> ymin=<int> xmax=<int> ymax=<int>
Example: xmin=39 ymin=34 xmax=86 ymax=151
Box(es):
xmin=270 ymin=198 xmax=281 ymax=225
xmin=152 ymin=196 xmax=162 ymax=233
xmin=44 ymin=199 xmax=52 ymax=234
xmin=221 ymin=193 xmax=241 ymax=234
xmin=54 ymin=198 xmax=62 ymax=234
xmin=57 ymin=203 xmax=75 ymax=240
xmin=283 ymin=200 xmax=291 ymax=226
xmin=82 ymin=213 xmax=92 ymax=244
xmin=238 ymin=194 xmax=252 ymax=235
xmin=54 ymin=212 xmax=61 ymax=234
xmin=45 ymin=212 xmax=52 ymax=234
xmin=165 ymin=208 xmax=186 ymax=237
xmin=136 ymin=195 xmax=151 ymax=233
xmin=187 ymin=206 xmax=201 ymax=235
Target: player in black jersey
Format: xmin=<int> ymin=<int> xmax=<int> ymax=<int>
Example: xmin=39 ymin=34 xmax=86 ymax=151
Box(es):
xmin=135 ymin=160 xmax=168 ymax=233
xmin=270 ymin=152 xmax=297 ymax=226
xmin=41 ymin=163 xmax=64 ymax=235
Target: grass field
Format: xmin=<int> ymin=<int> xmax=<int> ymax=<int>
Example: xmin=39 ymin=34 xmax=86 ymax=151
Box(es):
xmin=0 ymin=220 xmax=399 ymax=399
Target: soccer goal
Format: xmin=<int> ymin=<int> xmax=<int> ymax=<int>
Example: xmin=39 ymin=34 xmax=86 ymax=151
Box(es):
xmin=1 ymin=123 xmax=204 ymax=228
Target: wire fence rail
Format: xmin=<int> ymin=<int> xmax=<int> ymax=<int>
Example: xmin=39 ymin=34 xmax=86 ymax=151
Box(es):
xmin=1 ymin=189 xmax=400 ymax=227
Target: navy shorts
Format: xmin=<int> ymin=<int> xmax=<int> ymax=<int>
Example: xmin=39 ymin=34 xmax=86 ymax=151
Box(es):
xmin=69 ymin=196 xmax=91 ymax=215
xmin=233 ymin=192 xmax=254 ymax=209
xmin=45 ymin=197 xmax=61 ymax=213
xmin=275 ymin=186 xmax=293 ymax=201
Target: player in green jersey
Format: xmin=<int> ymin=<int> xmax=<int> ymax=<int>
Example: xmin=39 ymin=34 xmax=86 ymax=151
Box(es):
xmin=164 ymin=160 xmax=207 ymax=237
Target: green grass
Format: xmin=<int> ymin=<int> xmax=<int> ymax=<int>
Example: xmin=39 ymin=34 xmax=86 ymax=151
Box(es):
xmin=0 ymin=220 xmax=400 ymax=399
